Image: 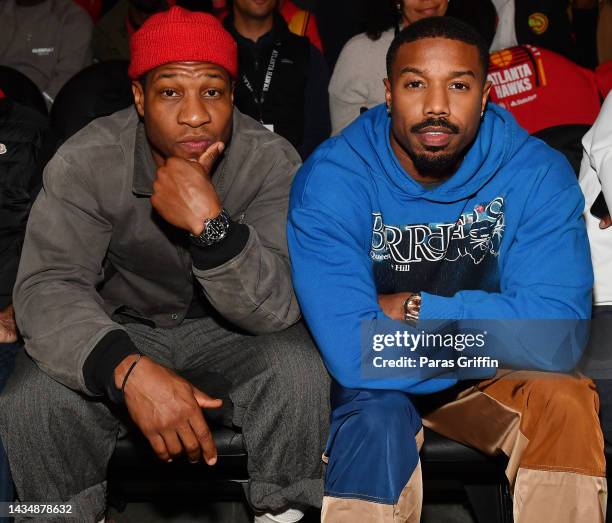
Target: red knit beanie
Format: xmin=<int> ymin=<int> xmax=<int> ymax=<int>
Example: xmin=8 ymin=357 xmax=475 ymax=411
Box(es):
xmin=128 ymin=6 xmax=238 ymax=80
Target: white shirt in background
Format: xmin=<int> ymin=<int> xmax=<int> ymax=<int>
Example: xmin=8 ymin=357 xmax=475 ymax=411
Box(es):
xmin=490 ymin=0 xmax=518 ymax=51
xmin=579 ymin=93 xmax=612 ymax=306
xmin=328 ymin=28 xmax=395 ymax=135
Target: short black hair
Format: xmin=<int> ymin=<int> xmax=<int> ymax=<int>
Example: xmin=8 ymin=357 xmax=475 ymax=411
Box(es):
xmin=386 ymin=16 xmax=489 ymax=82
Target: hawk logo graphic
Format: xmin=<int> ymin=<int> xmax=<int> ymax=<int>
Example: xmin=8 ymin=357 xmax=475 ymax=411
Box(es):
xmin=370 ymin=197 xmax=505 ymax=271
xmin=528 ymin=13 xmax=549 ymax=35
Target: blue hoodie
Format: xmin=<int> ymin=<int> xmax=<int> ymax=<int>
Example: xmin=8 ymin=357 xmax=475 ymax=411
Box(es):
xmin=287 ymin=103 xmax=593 ymax=393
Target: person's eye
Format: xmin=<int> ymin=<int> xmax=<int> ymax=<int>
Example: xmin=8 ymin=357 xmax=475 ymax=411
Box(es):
xmin=405 ymin=80 xmax=424 ymax=89
xmin=161 ymin=88 xmax=179 ymax=97
xmin=203 ymin=88 xmax=221 ymax=98
xmin=450 ymin=82 xmax=469 ymax=90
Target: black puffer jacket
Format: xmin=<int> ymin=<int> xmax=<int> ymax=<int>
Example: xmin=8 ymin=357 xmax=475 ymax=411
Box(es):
xmin=0 ymin=97 xmax=49 ymax=309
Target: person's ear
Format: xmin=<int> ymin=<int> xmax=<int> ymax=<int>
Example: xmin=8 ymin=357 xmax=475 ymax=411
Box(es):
xmin=132 ymin=80 xmax=145 ymax=118
xmin=481 ymin=80 xmax=492 ymax=117
xmin=384 ymin=77 xmax=392 ymax=114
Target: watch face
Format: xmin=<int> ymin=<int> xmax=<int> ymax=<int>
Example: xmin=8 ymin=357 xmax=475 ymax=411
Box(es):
xmin=206 ymin=219 xmax=226 ymax=240
xmin=201 ymin=209 xmax=230 ymax=245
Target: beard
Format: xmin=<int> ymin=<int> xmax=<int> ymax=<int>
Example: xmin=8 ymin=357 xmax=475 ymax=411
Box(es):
xmin=410 ymin=146 xmax=463 ymax=178
xmin=404 ymin=117 xmax=463 ymax=178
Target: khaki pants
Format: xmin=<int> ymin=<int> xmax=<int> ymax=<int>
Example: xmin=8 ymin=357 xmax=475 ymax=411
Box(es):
xmin=323 ymin=371 xmax=607 ymax=523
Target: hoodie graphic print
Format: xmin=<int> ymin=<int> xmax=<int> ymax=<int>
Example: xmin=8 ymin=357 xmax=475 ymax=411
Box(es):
xmin=371 ymin=195 xmax=505 ymax=296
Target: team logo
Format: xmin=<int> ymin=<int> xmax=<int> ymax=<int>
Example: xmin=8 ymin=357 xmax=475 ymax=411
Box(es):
xmin=490 ymin=49 xmax=514 ymax=68
xmin=528 ymin=13 xmax=549 ymax=35
xmin=487 ymin=46 xmax=547 ymax=105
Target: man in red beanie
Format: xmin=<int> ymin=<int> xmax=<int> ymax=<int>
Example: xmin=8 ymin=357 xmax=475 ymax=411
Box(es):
xmin=0 ymin=7 xmax=328 ymax=523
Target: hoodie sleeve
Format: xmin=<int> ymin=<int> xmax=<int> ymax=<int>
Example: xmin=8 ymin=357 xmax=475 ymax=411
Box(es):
xmin=288 ymin=151 xmax=454 ymax=393
xmin=420 ymin=159 xmax=593 ymax=372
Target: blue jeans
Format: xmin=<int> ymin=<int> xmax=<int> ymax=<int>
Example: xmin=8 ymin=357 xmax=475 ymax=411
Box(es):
xmin=0 ymin=343 xmax=18 ymax=503
xmin=324 ymin=381 xmax=422 ymax=504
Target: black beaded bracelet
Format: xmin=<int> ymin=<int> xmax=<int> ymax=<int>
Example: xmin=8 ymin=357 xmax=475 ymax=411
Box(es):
xmin=121 ymin=353 xmax=143 ymax=394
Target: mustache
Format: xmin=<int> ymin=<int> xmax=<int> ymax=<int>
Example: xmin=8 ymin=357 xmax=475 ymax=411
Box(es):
xmin=411 ymin=118 xmax=460 ymax=134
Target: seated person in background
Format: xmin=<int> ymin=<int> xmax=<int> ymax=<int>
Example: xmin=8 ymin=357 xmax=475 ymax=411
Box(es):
xmin=214 ymin=0 xmax=323 ymax=51
xmin=0 ymin=86 xmax=48 ymax=504
xmin=329 ymin=0 xmax=448 ymax=135
xmin=289 ymin=17 xmax=605 ymax=522
xmin=0 ymin=0 xmax=93 ymax=108
xmin=0 ymin=88 xmax=48 ymax=340
xmin=487 ymin=44 xmax=602 ymax=173
xmin=487 ymin=44 xmax=601 ymax=136
xmin=579 ymin=92 xmax=612 ymax=444
xmin=92 ymin=0 xmax=175 ymax=62
xmin=223 ymin=0 xmax=330 ymax=160
xmin=0 ymin=8 xmax=328 ymax=523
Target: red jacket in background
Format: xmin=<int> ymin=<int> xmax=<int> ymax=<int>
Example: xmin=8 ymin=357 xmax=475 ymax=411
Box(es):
xmin=488 ymin=45 xmax=600 ymax=134
xmin=280 ymin=0 xmax=321 ymax=52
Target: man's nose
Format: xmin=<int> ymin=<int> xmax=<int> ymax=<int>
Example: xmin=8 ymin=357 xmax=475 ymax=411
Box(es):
xmin=178 ymin=93 xmax=211 ymax=127
xmin=423 ymin=84 xmax=450 ymax=118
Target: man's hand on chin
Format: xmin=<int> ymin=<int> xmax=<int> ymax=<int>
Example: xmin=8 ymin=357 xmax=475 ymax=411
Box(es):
xmin=150 ymin=142 xmax=225 ymax=234
xmin=0 ymin=304 xmax=18 ymax=343
xmin=115 ymin=355 xmax=222 ymax=465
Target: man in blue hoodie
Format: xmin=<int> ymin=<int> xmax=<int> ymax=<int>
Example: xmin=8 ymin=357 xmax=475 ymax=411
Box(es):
xmin=288 ymin=16 xmax=606 ymax=523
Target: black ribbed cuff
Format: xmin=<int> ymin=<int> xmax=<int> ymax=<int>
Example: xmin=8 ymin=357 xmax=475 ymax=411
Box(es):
xmin=190 ymin=221 xmax=250 ymax=270
xmin=83 ymin=330 xmax=140 ymax=402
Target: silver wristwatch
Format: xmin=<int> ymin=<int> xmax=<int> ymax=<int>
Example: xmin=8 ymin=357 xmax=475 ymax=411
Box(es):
xmin=190 ymin=209 xmax=231 ymax=247
xmin=403 ymin=292 xmax=422 ymax=325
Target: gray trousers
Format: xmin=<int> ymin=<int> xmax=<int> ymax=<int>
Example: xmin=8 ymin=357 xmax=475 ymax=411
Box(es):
xmin=0 ymin=317 xmax=330 ymax=522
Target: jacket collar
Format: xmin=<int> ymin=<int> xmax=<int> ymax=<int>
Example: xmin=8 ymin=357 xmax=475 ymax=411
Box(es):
xmin=132 ymin=121 xmax=158 ymax=196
